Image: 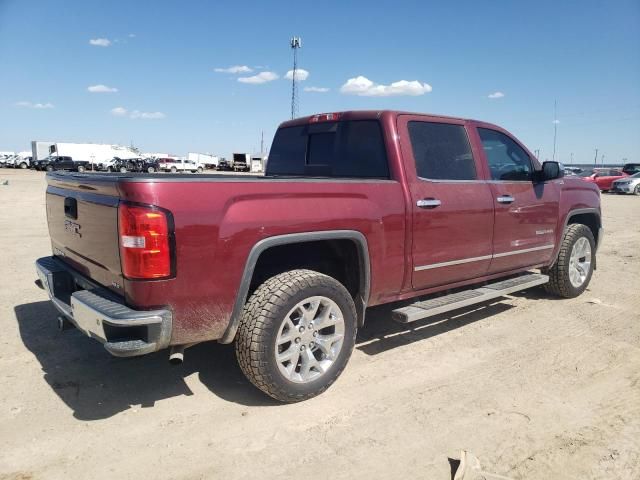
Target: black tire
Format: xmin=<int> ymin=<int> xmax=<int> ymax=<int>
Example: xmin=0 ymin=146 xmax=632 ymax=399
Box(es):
xmin=170 ymin=166 xmax=177 ymax=173
xmin=543 ymin=224 xmax=596 ymax=298
xmin=147 ymin=166 xmax=155 ymax=173
xmin=46 ymin=165 xmax=54 ymax=172
xmin=77 ymin=165 xmax=85 ymax=173
xmin=19 ymin=162 xmax=27 ymax=169
xmin=119 ymin=167 xmax=127 ymax=173
xmin=196 ymin=167 xmax=203 ymax=173
xmin=634 ymin=185 xmax=640 ymax=196
xmin=235 ymin=269 xmax=357 ymax=403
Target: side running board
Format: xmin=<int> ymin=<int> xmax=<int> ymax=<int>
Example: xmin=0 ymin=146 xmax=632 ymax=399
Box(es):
xmin=392 ymin=273 xmax=549 ymax=324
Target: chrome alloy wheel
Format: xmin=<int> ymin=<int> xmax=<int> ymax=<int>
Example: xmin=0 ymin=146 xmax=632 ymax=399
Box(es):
xmin=569 ymin=237 xmax=592 ymax=288
xmin=275 ymin=296 xmax=345 ymax=383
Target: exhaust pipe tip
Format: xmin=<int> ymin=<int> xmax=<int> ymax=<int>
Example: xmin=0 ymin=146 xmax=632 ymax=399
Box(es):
xmin=57 ymin=316 xmax=72 ymax=332
xmin=169 ymin=346 xmax=185 ymax=365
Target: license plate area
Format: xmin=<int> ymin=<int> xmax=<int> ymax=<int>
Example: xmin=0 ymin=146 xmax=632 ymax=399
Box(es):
xmin=70 ymin=295 xmax=107 ymax=340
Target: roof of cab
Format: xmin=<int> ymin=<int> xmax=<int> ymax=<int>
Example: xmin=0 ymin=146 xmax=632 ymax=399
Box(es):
xmin=278 ymin=110 xmax=484 ymax=129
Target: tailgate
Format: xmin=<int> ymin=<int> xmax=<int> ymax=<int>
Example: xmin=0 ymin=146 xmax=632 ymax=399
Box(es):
xmin=46 ymin=174 xmax=123 ymax=293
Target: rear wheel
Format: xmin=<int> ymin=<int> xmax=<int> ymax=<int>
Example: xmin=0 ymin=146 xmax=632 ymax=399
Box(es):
xmin=544 ymin=224 xmax=595 ymax=298
xmin=46 ymin=165 xmax=54 ymax=172
xmin=77 ymin=165 xmax=85 ymax=173
xmin=147 ymin=166 xmax=155 ymax=173
xmin=634 ymin=185 xmax=640 ymax=196
xmin=196 ymin=167 xmax=203 ymax=173
xmin=19 ymin=162 xmax=27 ymax=169
xmin=170 ymin=166 xmax=177 ymax=173
xmin=119 ymin=166 xmax=127 ymax=173
xmin=235 ymin=269 xmax=357 ymax=402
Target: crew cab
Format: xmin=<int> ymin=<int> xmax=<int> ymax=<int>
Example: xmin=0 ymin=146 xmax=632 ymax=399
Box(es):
xmin=35 ymin=110 xmax=602 ymax=402
xmin=38 ymin=156 xmax=91 ymax=173
xmin=158 ymin=158 xmax=203 ymax=173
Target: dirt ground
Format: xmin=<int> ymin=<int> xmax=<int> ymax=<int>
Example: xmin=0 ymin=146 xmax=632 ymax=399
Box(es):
xmin=0 ymin=169 xmax=638 ymax=480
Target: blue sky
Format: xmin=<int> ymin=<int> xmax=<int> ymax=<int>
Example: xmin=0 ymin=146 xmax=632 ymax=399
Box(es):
xmin=1 ymin=0 xmax=638 ymax=163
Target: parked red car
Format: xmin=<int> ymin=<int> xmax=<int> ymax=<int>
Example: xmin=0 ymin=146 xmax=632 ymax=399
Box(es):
xmin=581 ymin=168 xmax=628 ymax=191
xmin=35 ymin=110 xmax=602 ymax=402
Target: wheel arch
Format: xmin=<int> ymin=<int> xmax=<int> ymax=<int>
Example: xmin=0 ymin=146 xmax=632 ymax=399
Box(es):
xmin=219 ymin=230 xmax=371 ymax=344
xmin=551 ymin=208 xmax=602 ymax=267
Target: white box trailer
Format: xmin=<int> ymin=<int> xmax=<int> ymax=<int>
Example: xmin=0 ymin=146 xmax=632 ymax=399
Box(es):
xmin=188 ymin=152 xmax=218 ymax=169
xmin=31 ymin=141 xmax=55 ymax=162
xmin=250 ymin=153 xmax=267 ymax=173
xmin=44 ymin=142 xmax=139 ymax=168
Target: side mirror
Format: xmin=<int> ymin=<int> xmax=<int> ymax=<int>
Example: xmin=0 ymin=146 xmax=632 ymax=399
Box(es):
xmin=538 ymin=161 xmax=563 ymax=181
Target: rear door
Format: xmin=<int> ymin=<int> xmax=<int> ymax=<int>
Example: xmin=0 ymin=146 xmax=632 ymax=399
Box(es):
xmin=397 ymin=116 xmax=495 ymax=290
xmin=474 ymin=126 xmax=560 ymax=273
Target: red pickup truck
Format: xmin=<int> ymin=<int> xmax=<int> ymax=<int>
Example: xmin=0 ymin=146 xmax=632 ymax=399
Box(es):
xmin=36 ymin=110 xmax=602 ymax=402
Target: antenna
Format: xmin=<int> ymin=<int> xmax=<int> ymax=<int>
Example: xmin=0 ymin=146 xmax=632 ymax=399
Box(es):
xmin=290 ymin=36 xmax=302 ymax=119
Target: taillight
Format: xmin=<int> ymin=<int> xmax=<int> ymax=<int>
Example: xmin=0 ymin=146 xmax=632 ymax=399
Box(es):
xmin=118 ymin=203 xmax=173 ymax=279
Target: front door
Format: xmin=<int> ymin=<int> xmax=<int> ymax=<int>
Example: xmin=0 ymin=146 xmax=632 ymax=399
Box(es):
xmin=475 ymin=127 xmax=560 ymax=273
xmin=398 ymin=116 xmax=495 ymax=290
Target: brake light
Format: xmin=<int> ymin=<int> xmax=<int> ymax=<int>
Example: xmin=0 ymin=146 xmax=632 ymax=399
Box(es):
xmin=118 ymin=204 xmax=173 ymax=279
xmin=309 ymin=112 xmax=342 ymax=123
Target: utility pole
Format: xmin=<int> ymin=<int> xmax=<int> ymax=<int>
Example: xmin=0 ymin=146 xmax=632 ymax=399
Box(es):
xmin=593 ymin=148 xmax=598 ymax=167
xmin=570 ymin=152 xmax=574 ymax=164
xmin=260 ymin=130 xmax=264 ymax=154
xmin=290 ymin=36 xmax=302 ymax=120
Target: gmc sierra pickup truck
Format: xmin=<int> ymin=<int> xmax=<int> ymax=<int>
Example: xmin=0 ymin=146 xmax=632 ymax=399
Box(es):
xmin=35 ymin=110 xmax=602 ymax=402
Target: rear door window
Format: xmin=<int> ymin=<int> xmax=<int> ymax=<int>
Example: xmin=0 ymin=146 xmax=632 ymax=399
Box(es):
xmin=267 ymin=120 xmax=389 ymax=178
xmin=407 ymin=121 xmax=476 ymax=180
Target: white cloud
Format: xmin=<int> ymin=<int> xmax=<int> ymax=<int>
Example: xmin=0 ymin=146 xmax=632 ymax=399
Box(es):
xmin=88 ymin=84 xmax=118 ymax=93
xmin=89 ymin=38 xmax=111 ymax=47
xmin=110 ymin=107 xmax=128 ymax=116
xmin=304 ymin=86 xmax=330 ymax=93
xmin=285 ymin=69 xmax=309 ymax=81
xmin=488 ymin=91 xmax=505 ymax=99
xmin=131 ymin=110 xmax=166 ymax=119
xmin=16 ymin=101 xmax=54 ymax=109
xmin=111 ymin=107 xmax=166 ymax=119
xmin=215 ymin=65 xmax=253 ymax=74
xmin=340 ymin=76 xmax=432 ymax=97
xmin=128 ymin=33 xmax=136 ymax=38
xmin=238 ymin=71 xmax=279 ymax=84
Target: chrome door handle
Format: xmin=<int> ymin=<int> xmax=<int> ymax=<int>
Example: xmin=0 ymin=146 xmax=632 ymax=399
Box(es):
xmin=417 ymin=198 xmax=441 ymax=209
xmin=496 ymin=195 xmax=515 ymax=204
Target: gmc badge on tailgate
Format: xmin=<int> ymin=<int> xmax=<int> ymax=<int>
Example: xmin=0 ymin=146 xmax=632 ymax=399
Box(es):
xmin=64 ymin=220 xmax=82 ymax=238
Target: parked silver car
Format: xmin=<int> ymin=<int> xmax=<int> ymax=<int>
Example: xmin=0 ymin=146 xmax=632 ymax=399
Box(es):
xmin=611 ymin=172 xmax=640 ymax=195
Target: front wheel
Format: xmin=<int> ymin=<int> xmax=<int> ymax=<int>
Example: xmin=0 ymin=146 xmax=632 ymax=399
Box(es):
xmin=77 ymin=165 xmax=85 ymax=173
xmin=634 ymin=185 xmax=640 ymax=196
xmin=147 ymin=166 xmax=155 ymax=173
xmin=235 ymin=269 xmax=357 ymax=402
xmin=544 ymin=224 xmax=596 ymax=298
xmin=170 ymin=166 xmax=177 ymax=173
xmin=119 ymin=167 xmax=127 ymax=173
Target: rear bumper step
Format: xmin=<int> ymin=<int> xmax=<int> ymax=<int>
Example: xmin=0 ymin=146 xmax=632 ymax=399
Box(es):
xmin=35 ymin=256 xmax=172 ymax=357
xmin=392 ymin=273 xmax=549 ymax=323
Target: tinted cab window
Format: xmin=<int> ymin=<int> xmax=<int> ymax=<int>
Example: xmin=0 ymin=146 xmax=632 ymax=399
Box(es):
xmin=478 ymin=128 xmax=532 ymax=181
xmin=267 ymin=120 xmax=389 ymax=178
xmin=408 ymin=122 xmax=476 ymax=180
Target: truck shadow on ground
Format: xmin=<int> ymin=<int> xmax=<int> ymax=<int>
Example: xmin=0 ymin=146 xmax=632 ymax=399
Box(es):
xmin=16 ymin=297 xmax=517 ymax=420
xmin=357 ymin=299 xmax=514 ymax=356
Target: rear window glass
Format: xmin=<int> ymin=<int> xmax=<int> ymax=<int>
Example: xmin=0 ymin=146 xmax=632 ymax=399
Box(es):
xmin=267 ymin=120 xmax=389 ymax=178
xmin=408 ymin=122 xmax=476 ymax=180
